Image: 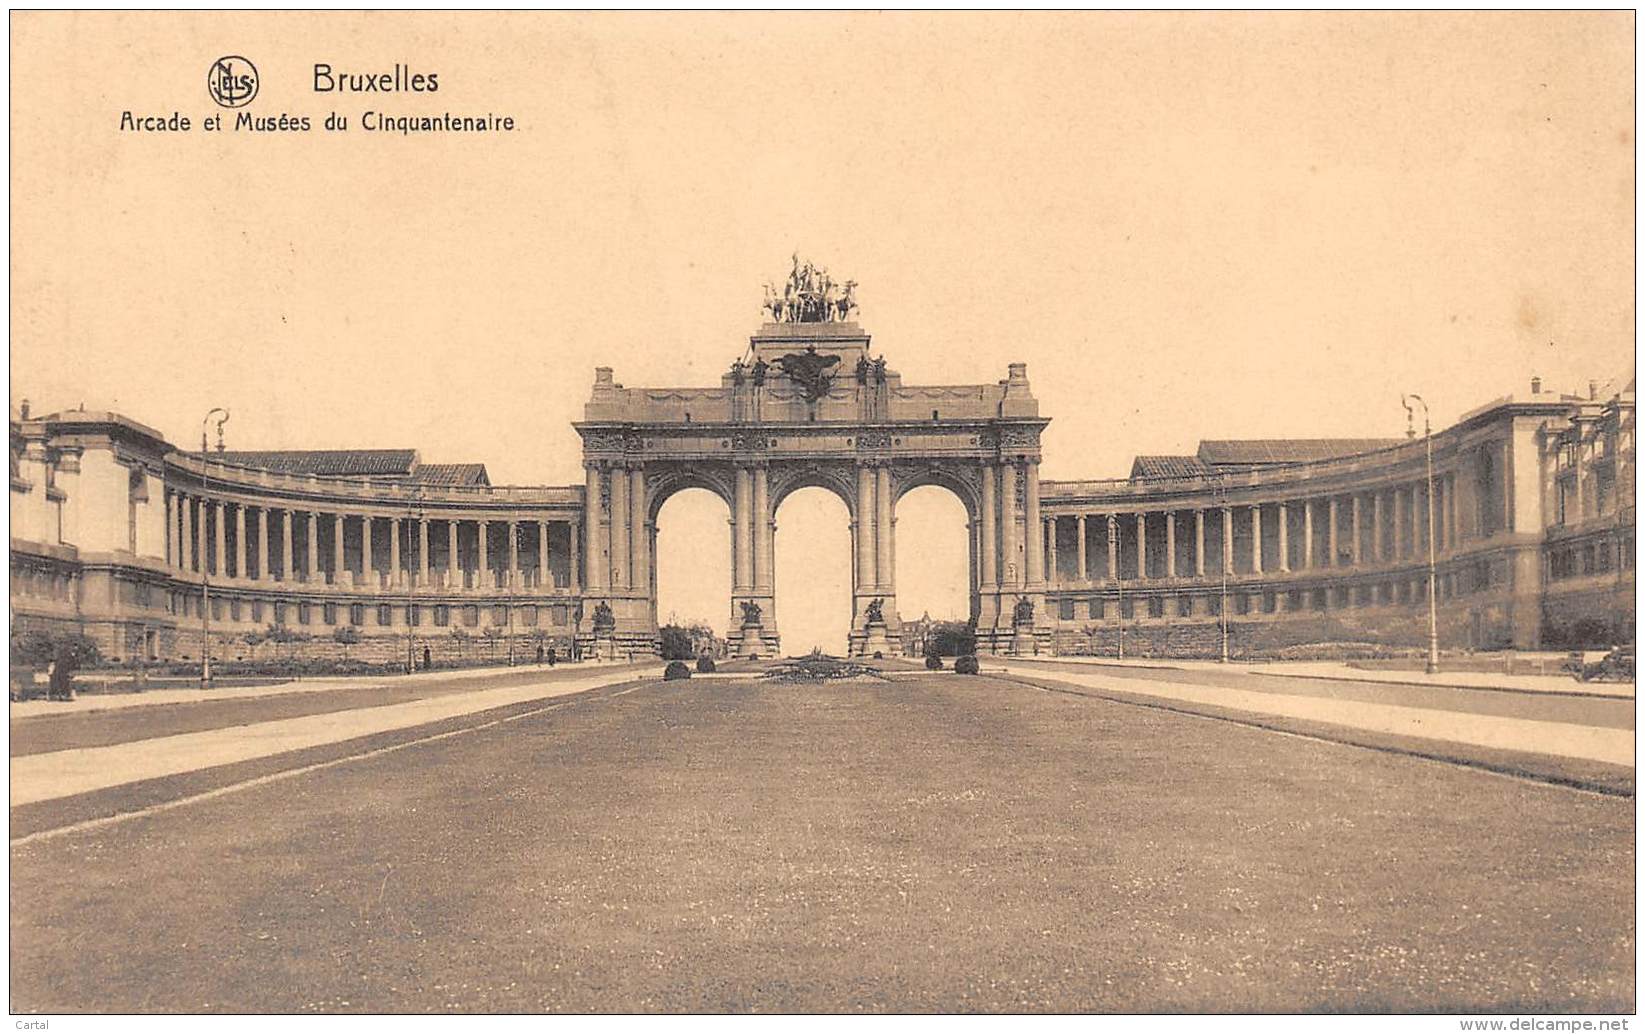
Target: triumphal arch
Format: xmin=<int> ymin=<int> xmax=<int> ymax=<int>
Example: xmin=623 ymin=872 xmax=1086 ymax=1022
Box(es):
xmin=575 ymin=259 xmax=1050 ymax=658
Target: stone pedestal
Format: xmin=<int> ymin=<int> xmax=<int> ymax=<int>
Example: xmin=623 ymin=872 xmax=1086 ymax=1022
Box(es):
xmin=854 ymin=621 xmax=895 ymax=658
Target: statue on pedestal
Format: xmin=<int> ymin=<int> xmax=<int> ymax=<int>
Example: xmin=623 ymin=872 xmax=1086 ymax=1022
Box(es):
xmin=864 ymin=597 xmax=885 ymax=627
xmin=592 ymin=601 xmax=615 ymax=631
xmin=1013 ymin=595 xmax=1034 ymax=627
xmin=740 ymin=599 xmax=763 ymax=627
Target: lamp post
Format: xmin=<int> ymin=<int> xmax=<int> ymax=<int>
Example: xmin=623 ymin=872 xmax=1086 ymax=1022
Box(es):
xmin=1402 ymin=394 xmax=1441 ymax=674
xmin=199 ymin=407 xmax=230 ymax=689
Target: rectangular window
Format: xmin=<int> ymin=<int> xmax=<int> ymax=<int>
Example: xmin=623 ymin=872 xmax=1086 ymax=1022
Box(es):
xmin=552 ymin=605 xmax=569 ymax=626
xmin=377 ymin=604 xmax=392 ymax=626
xmin=492 ymin=605 xmax=508 ymax=626
xmin=435 ymin=604 xmax=450 ymax=627
xmin=1120 ymin=598 xmax=1134 ymax=620
xmin=1088 ymin=598 xmax=1104 ymax=620
xmin=407 ymin=604 xmax=421 ymax=627
xmin=1261 ymin=592 xmax=1276 ymax=614
xmin=521 ymin=605 xmax=538 ymax=626
xmin=1206 ymin=595 xmax=1222 ymax=617
xmin=230 ymin=599 xmax=242 ymax=622
xmin=1177 ymin=596 xmax=1192 ymax=618
xmin=323 ymin=602 xmax=337 ymax=625
xmin=464 ymin=605 xmax=479 ymax=627
xmin=299 ymin=602 xmax=312 ymax=625
xmin=274 ymin=601 xmax=287 ymax=625
xmin=1058 ymin=599 xmax=1074 ymax=620
xmin=350 ymin=603 xmax=365 ymax=625
xmin=1146 ymin=597 xmax=1164 ymax=619
xmin=1234 ymin=594 xmax=1251 ymax=616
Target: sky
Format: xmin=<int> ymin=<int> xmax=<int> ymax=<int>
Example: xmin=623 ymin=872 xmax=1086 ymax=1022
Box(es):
xmin=10 ymin=12 xmax=1635 ymax=650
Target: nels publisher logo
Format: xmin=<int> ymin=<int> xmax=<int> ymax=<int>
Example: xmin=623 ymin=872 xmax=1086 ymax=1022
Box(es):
xmin=207 ymin=56 xmax=258 ymax=108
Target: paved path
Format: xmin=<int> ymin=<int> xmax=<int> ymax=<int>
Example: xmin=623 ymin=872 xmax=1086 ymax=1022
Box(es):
xmin=10 ymin=667 xmax=647 ymax=806
xmin=999 ymin=664 xmax=1634 ymax=767
xmin=1003 ymin=654 xmax=1632 ymax=698
xmin=10 ymin=659 xmax=642 ymax=719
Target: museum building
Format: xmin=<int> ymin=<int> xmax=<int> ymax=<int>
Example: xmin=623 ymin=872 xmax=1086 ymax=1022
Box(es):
xmin=9 ymin=311 xmax=1634 ymax=665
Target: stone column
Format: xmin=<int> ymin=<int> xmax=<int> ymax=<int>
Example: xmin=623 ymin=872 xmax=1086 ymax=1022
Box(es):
xmin=1221 ymin=506 xmax=1234 ymax=575
xmin=569 ymin=520 xmax=582 ymax=593
xmin=507 ymin=520 xmax=519 ymax=588
xmin=306 ymin=511 xmax=318 ymax=582
xmin=631 ymin=466 xmax=649 ymax=594
xmin=1024 ymin=461 xmax=1043 ymax=588
xmin=1076 ymin=514 xmax=1088 ymax=582
xmin=182 ymin=495 xmax=195 ymax=572
xmin=876 ymin=464 xmax=894 ymax=590
xmin=751 ymin=465 xmax=769 ymax=593
xmin=733 ymin=465 xmax=753 ymax=592
xmin=584 ymin=465 xmax=605 ymax=591
xmin=1327 ymin=497 xmax=1339 ymax=567
xmin=475 ymin=519 xmax=489 ymax=589
xmin=1136 ymin=512 xmax=1148 ymax=579
xmin=1302 ymin=500 xmax=1314 ymax=569
xmin=332 ymin=513 xmax=344 ymax=585
xmin=258 ymin=507 xmax=271 ymax=582
xmin=1372 ymin=491 xmax=1384 ymax=562
xmin=609 ymin=468 xmax=629 ymax=590
xmin=1045 ymin=517 xmax=1058 ymax=584
xmin=419 ymin=518 xmax=431 ymax=585
xmin=537 ymin=520 xmax=549 ymax=588
xmin=1165 ymin=512 xmax=1177 ymax=578
xmin=281 ymin=509 xmax=293 ymax=581
xmin=856 ymin=464 xmax=876 ymax=592
xmin=213 ymin=500 xmax=227 ymax=577
xmin=1194 ymin=509 xmax=1206 ymax=577
xmin=234 ymin=504 xmax=246 ymax=579
xmin=1393 ymin=487 xmax=1406 ymax=559
xmin=1350 ymin=495 xmax=1362 ymax=566
xmin=446 ymin=519 xmax=460 ymax=588
xmin=1250 ymin=504 xmax=1262 ymax=575
xmin=1277 ymin=503 xmax=1289 ymax=573
xmin=391 ymin=518 xmax=402 ymax=588
xmin=1107 ymin=514 xmax=1119 ymax=581
xmin=362 ymin=515 xmax=374 ymax=589
xmin=999 ymin=462 xmax=1018 ymax=587
xmin=979 ymin=464 xmax=996 ymax=589
xmin=1409 ymin=482 xmax=1421 ymax=559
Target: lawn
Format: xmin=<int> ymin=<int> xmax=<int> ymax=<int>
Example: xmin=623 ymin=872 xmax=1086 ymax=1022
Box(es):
xmin=10 ymin=670 xmax=1634 ymax=1013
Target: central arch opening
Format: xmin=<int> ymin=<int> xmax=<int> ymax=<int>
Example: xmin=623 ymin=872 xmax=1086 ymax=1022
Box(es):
xmin=894 ymin=485 xmax=972 ymax=633
xmin=774 ymin=486 xmax=852 ymax=656
xmin=654 ymin=488 xmax=732 ymax=649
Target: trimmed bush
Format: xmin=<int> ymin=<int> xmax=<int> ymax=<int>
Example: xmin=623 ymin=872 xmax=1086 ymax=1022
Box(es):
xmin=924 ymin=653 xmax=943 ymax=670
xmin=696 ymin=656 xmax=716 ymax=673
xmin=663 ymin=660 xmax=692 ymax=681
xmin=954 ymin=654 xmax=980 ymax=675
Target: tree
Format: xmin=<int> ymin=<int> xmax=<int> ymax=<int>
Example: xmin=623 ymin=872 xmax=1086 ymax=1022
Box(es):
xmin=658 ymin=624 xmax=695 ymax=660
xmin=482 ymin=625 xmax=502 ymax=660
xmin=448 ymin=626 xmax=470 ymax=661
xmin=332 ymin=625 xmax=362 ymax=661
xmin=1081 ymin=624 xmax=1099 ymax=656
xmin=927 ymin=620 xmax=976 ymax=658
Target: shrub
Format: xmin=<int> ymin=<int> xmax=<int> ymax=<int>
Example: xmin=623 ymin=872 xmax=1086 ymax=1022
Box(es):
xmin=663 ymin=660 xmax=692 ymax=681
xmin=872 ymin=651 xmax=884 ymax=659
xmin=954 ymin=654 xmax=980 ymax=675
xmin=924 ymin=653 xmax=943 ymax=670
xmin=696 ymin=656 xmax=716 ymax=673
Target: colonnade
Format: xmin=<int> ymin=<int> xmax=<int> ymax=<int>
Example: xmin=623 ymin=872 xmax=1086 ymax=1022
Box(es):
xmin=1040 ymin=477 xmax=1464 ymax=587
xmin=163 ymin=490 xmax=580 ymax=593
